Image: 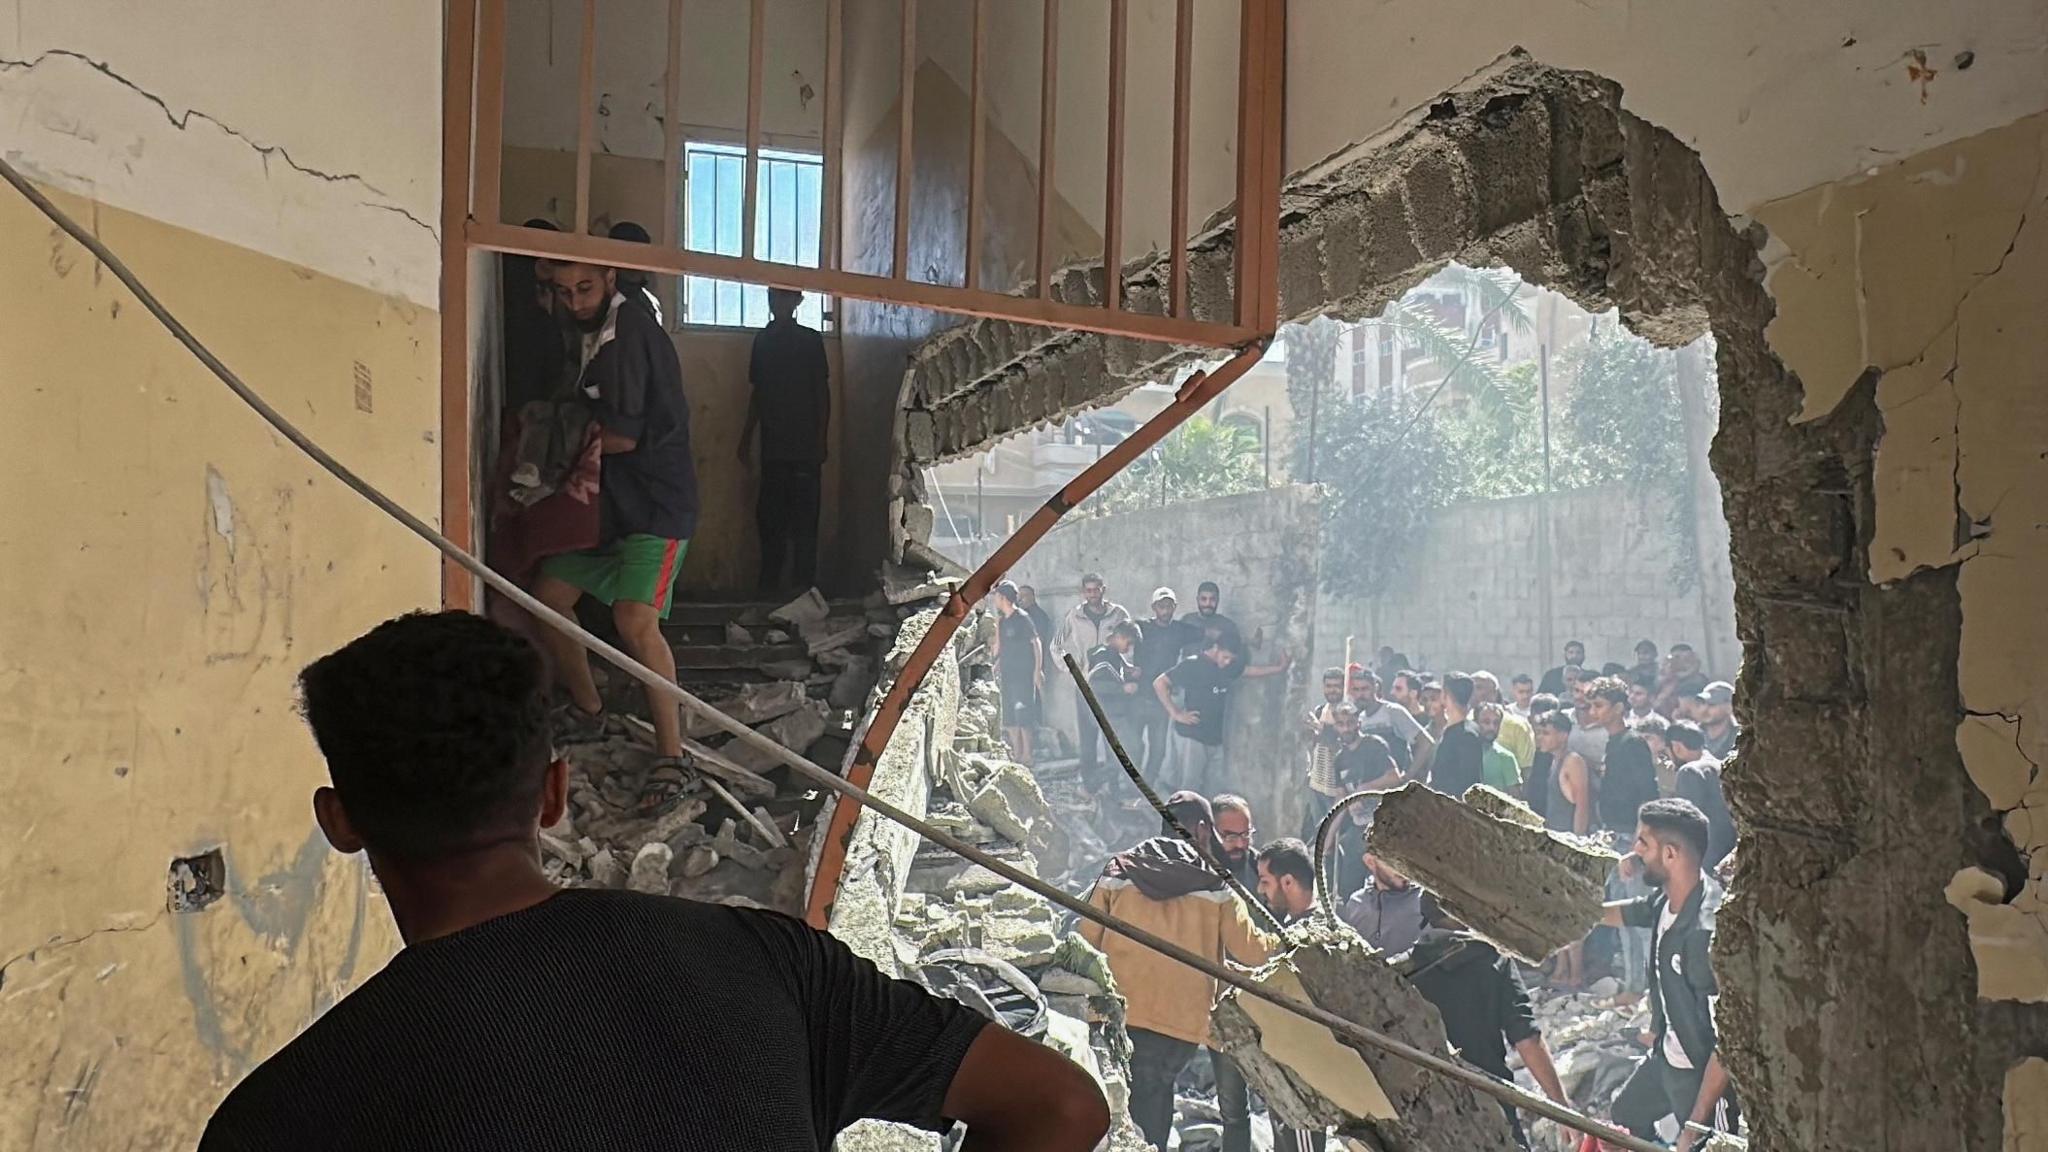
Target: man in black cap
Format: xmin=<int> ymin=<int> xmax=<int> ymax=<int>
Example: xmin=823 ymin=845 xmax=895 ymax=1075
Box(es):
xmin=1695 ymin=681 xmax=1740 ymax=760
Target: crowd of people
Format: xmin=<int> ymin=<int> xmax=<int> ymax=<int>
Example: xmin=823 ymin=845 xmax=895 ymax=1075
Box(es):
xmin=987 ymin=577 xmax=1289 ymax=785
xmin=1070 ymin=631 xmax=1744 ymax=1151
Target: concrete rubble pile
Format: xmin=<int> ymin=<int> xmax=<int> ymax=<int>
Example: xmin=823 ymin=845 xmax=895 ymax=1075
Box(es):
xmin=538 ymin=586 xmax=907 ymax=914
xmin=1514 ymin=979 xmax=1652 ymax=1150
xmin=1366 ymin=783 xmax=1616 ymax=962
xmin=871 ymin=659 xmax=1149 ymax=1152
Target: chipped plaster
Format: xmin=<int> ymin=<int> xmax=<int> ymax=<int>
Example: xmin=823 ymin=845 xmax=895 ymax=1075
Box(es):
xmin=0 ymin=21 xmax=440 ymax=306
xmin=1756 ymin=113 xmax=2048 ymax=1003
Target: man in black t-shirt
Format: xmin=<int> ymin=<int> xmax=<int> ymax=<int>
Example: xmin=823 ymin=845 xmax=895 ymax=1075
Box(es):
xmin=1400 ymin=900 xmax=1569 ymax=1150
xmin=532 ymin=260 xmax=700 ymax=815
xmin=200 ymin=612 xmax=1108 ymax=1152
xmin=1155 ymin=638 xmax=1241 ymax=795
xmin=739 ymin=288 xmax=830 ymax=594
xmin=1428 ymin=673 xmax=1487 ymax=797
xmin=1588 ymin=675 xmax=1659 ymax=1002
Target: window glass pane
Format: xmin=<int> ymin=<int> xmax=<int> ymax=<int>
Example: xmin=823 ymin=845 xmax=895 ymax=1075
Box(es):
xmin=686 ymin=155 xmax=713 ymax=252
xmin=680 ymin=142 xmax=827 ymax=327
xmin=798 ymin=170 xmax=821 ymax=267
xmin=771 ymin=160 xmax=798 ymax=265
xmin=714 ymin=154 xmax=742 ymax=257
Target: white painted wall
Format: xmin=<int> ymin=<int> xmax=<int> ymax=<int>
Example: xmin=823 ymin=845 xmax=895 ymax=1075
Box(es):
xmin=502 ymin=0 xmax=829 ymax=157
xmin=0 ymin=0 xmax=442 ymax=307
xmin=921 ymin=0 xmax=2048 ymax=264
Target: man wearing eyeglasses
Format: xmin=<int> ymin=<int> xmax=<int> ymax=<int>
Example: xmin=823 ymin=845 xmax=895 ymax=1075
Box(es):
xmin=1208 ymin=793 xmax=1263 ymax=1152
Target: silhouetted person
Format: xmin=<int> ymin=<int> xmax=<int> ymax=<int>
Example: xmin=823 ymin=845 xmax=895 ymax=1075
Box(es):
xmin=740 ymin=287 xmax=830 ymax=593
xmin=198 ymin=612 xmax=1108 ymax=1152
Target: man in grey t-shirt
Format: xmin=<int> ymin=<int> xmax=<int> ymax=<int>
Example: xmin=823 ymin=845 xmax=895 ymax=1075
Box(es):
xmin=1349 ymin=667 xmax=1434 ymax=782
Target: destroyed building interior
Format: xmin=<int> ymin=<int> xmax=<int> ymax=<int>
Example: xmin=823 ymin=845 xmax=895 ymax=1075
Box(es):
xmin=3 ymin=1 xmax=2047 ymax=1150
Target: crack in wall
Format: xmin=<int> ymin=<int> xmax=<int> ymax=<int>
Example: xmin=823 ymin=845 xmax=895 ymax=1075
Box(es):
xmin=0 ymin=911 xmax=168 ymax=990
xmin=0 ymin=48 xmax=437 ymax=240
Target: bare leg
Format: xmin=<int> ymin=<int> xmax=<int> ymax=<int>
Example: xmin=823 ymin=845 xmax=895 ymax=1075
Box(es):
xmin=614 ymin=598 xmax=682 ymax=758
xmin=531 ymin=575 xmax=602 ymax=715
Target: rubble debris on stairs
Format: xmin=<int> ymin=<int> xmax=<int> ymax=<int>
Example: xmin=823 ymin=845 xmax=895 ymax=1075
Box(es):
xmin=542 ymin=590 xmax=904 ymax=914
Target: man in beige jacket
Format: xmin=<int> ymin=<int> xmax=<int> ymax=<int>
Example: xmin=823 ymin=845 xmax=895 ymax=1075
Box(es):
xmin=1080 ymin=792 xmax=1276 ymax=1150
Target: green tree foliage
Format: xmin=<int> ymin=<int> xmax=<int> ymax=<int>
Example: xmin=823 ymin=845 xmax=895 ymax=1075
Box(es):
xmin=1088 ymin=415 xmax=1264 ymax=516
xmin=1283 ymin=317 xmax=1343 ymax=480
xmin=1314 ymin=302 xmax=1707 ymax=599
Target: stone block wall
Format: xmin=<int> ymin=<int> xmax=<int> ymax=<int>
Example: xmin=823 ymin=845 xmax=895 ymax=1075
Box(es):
xmin=1315 ymin=485 xmax=1740 ymax=682
xmin=1006 ymin=486 xmax=1321 ymax=838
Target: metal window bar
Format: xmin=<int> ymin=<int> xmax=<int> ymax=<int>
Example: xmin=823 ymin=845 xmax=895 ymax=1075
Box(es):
xmin=463 ymin=0 xmax=1284 ymax=349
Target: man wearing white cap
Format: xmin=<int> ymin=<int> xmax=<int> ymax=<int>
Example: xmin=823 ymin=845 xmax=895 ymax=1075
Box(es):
xmin=1132 ymin=588 xmax=1196 ymax=781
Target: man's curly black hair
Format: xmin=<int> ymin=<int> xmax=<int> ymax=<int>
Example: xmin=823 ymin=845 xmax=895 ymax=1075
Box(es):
xmin=299 ymin=611 xmax=552 ymax=859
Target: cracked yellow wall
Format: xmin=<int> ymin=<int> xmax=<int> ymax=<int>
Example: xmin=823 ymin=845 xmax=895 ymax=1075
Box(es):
xmin=1754 ymin=112 xmax=2048 ymax=1127
xmin=0 ymin=186 xmax=436 ymax=1148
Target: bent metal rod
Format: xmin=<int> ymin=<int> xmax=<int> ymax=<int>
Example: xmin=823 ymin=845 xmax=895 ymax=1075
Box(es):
xmin=0 ymin=156 xmax=1659 ymax=1152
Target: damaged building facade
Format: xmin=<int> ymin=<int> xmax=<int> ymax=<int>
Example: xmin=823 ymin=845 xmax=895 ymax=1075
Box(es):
xmin=4 ymin=2 xmax=2048 ymax=1151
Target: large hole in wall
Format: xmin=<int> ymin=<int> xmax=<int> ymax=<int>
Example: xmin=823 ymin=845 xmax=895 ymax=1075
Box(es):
xmin=925 ymin=264 xmax=1741 ymax=1140
xmin=886 ymin=54 xmax=2046 ymax=1150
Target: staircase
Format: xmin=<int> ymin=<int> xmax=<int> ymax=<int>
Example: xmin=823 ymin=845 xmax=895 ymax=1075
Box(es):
xmin=541 ymin=590 xmax=899 ymax=914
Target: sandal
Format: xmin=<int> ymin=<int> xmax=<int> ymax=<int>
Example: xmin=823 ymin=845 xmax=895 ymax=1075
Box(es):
xmin=634 ymin=756 xmax=695 ymax=818
xmin=551 ymin=702 xmax=610 ymax=746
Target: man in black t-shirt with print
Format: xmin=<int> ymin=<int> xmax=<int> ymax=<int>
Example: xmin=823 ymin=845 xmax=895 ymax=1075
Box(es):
xmin=200 ymin=611 xmax=1108 ymax=1152
xmin=1154 ymin=637 xmax=1241 ymax=795
xmin=531 ymin=260 xmax=699 ymax=816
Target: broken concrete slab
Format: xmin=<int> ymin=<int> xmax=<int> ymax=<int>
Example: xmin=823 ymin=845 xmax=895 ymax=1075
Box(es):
xmin=830 ymin=655 xmax=877 ymax=710
xmin=1211 ymin=920 xmax=1517 ymax=1151
xmin=726 ymin=700 xmax=830 ymax=772
xmin=1365 ymin=782 xmax=1615 ymax=963
xmin=769 ymin=587 xmax=830 ymax=627
xmin=724 ymin=620 xmax=755 ymax=645
xmin=683 ymin=680 xmax=809 ymax=738
xmin=802 ymin=615 xmax=869 ymax=656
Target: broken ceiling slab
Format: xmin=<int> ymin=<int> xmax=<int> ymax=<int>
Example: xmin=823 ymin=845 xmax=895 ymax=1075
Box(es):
xmin=1365 ymin=782 xmax=1616 ymax=963
xmin=1211 ymin=920 xmax=1517 ymax=1151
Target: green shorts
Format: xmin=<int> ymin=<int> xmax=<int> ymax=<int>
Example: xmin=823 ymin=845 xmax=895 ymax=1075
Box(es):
xmin=539 ymin=535 xmax=688 ymax=619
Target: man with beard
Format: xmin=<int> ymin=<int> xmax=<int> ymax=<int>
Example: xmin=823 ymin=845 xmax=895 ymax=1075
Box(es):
xmin=1695 ymin=681 xmax=1741 ymax=760
xmin=1353 ymin=667 xmax=1434 ymax=782
xmin=1080 ymin=793 xmax=1273 ymax=1150
xmin=530 ymin=260 xmax=699 ymax=817
xmin=1207 ymin=793 xmax=1263 ymax=1152
xmin=1132 ymin=589 xmax=1195 ymax=780
xmin=1055 ymin=573 xmax=1132 ymax=785
xmin=1253 ymin=840 xmax=1332 ymax=1152
xmin=1601 ymin=800 xmax=1738 ymax=1151
xmin=1339 ymin=852 xmax=1425 ymax=955
xmin=1538 ymin=639 xmax=1586 ymax=697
